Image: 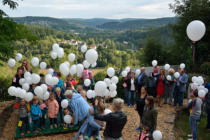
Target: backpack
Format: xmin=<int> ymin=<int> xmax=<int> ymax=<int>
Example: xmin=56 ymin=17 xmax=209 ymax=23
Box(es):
xmin=139 ymin=133 xmax=153 ymax=140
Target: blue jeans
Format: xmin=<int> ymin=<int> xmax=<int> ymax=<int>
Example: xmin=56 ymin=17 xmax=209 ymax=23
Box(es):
xmin=32 ymin=119 xmax=40 ymax=131
xmin=174 ymin=86 xmax=179 ymax=106
xmin=85 ymin=126 xmax=100 ymax=140
xmin=128 ymin=91 xmax=136 ymax=106
xmin=20 ymin=117 xmax=29 ymax=133
xmin=190 ymin=115 xmax=199 ymax=140
xmin=124 ymin=88 xmax=129 ymax=105
xmin=164 ymin=85 xmax=175 ymax=104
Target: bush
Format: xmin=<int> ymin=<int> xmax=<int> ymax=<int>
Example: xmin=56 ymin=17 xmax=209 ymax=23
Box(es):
xmin=93 ymin=70 xmax=107 ymax=82
xmin=200 ymin=62 xmax=210 ymax=75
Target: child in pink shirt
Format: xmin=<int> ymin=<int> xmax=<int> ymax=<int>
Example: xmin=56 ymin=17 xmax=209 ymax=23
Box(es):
xmin=47 ymin=93 xmax=59 ymax=129
xmin=139 ymin=126 xmax=152 ymax=140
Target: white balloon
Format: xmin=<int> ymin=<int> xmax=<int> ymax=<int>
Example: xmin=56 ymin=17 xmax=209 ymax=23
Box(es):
xmin=174 ymin=72 xmax=180 ymax=79
xmin=24 ymin=92 xmax=34 ymax=102
xmin=196 ymin=76 xmax=204 ymax=85
xmin=83 ymin=60 xmax=90 ymax=69
xmin=22 ymin=83 xmax=30 ymax=91
xmin=51 ymin=51 xmax=57 ymax=60
xmin=70 ymin=65 xmax=77 ymax=75
xmin=68 ymin=53 xmax=76 ymax=62
xmin=48 ymin=68 xmax=54 ymax=75
xmin=125 ymin=66 xmax=131 ymax=72
xmin=87 ymin=90 xmax=93 ymax=99
xmin=167 ymin=75 xmax=172 ymax=81
xmin=85 ymin=49 xmax=98 ymax=64
xmin=187 ymin=20 xmax=206 ymax=42
xmin=15 ymin=53 xmax=22 ymax=61
xmin=43 ymin=91 xmax=50 ymax=100
xmin=111 ymin=76 xmax=119 ymax=84
xmin=8 ymin=58 xmax=16 ymax=68
xmin=19 ymin=78 xmax=26 ymax=86
xmin=61 ymin=99 xmax=69 ymax=108
xmin=107 ymin=67 xmax=115 ymax=78
xmin=135 ymin=69 xmax=141 ymax=76
xmin=204 ymin=88 xmax=209 ymax=94
xmin=103 ymin=89 xmax=110 ymax=97
xmin=81 ymin=44 xmax=87 ymax=53
xmin=8 ymin=86 xmax=16 ymax=96
xmin=122 ymin=71 xmax=128 ymax=77
xmin=76 ymin=64 xmax=84 ymax=74
xmin=198 ymin=85 xmax=205 ymax=91
xmin=110 ymin=90 xmax=117 ymax=98
xmin=91 ymin=62 xmax=97 ymax=68
xmin=64 ymin=61 xmax=70 ymax=67
xmin=31 ymin=73 xmax=40 ymax=84
xmin=153 ymin=130 xmax=162 ymax=140
xmin=52 ymin=43 xmax=60 ymax=52
xmin=104 ymin=109 xmax=112 ymax=115
xmin=45 ymin=74 xmax=53 ymax=85
xmin=41 ymin=84 xmax=48 ymax=93
xmin=191 ymin=83 xmax=198 ymax=90
xmin=198 ymin=90 xmax=206 ymax=98
xmin=64 ymin=115 xmax=72 ymax=124
xmin=25 ymin=76 xmax=32 ymax=85
xmin=104 ymin=78 xmax=111 ymax=86
xmin=192 ymin=76 xmax=197 ymax=83
xmin=94 ymin=81 xmax=107 ymax=95
xmin=24 ymin=72 xmax=31 ymax=79
xmin=57 ymin=47 xmax=64 ymax=58
xmin=20 ymin=89 xmax=27 ymax=99
xmin=34 ymin=86 xmax=43 ymax=97
xmin=31 ymin=57 xmax=39 ymax=67
xmin=84 ymin=79 xmax=91 ymax=87
xmin=40 ymin=62 xmax=47 ymax=69
xmin=16 ymin=87 xmax=22 ymax=97
xmin=109 ymin=83 xmax=117 ymax=91
xmin=180 ymin=63 xmax=185 ymax=69
xmin=152 ymin=60 xmax=158 ymax=67
xmin=59 ymin=63 xmax=70 ymax=76
xmin=92 ymin=91 xmax=96 ymax=98
xmin=52 ymin=77 xmax=59 ymax=85
xmin=164 ymin=64 xmax=170 ymax=71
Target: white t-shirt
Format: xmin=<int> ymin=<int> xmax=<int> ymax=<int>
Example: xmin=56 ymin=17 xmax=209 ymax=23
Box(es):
xmin=131 ymin=79 xmax=135 ymax=91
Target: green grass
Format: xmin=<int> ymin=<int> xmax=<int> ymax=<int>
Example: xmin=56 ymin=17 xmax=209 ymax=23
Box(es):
xmin=175 ymin=109 xmax=210 ymax=140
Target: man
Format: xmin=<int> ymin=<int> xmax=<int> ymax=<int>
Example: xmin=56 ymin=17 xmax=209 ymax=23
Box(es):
xmin=136 ymin=67 xmax=147 ymax=96
xmin=178 ymin=69 xmax=188 ymax=106
xmin=204 ymin=78 xmax=210 ymax=130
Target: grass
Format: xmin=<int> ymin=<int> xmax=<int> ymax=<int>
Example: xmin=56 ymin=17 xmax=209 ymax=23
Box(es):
xmin=175 ymin=108 xmax=210 ymax=140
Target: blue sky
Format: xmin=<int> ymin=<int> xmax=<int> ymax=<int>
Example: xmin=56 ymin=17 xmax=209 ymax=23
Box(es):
xmin=0 ymin=0 xmax=175 ymax=19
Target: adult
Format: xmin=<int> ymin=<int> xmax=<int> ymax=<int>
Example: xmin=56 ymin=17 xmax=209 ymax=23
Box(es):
xmin=164 ymin=68 xmax=175 ymax=105
xmin=94 ymin=98 xmax=127 ymax=140
xmin=19 ymin=60 xmax=32 ymax=73
xmin=64 ymin=75 xmax=78 ymax=89
xmin=156 ymin=69 xmax=166 ymax=107
xmin=136 ymin=67 xmax=147 ymax=97
xmin=204 ymin=78 xmax=210 ymax=91
xmin=141 ymin=96 xmax=158 ymax=132
xmin=188 ymin=90 xmax=202 ymax=140
xmin=205 ymin=86 xmax=210 ymax=130
xmin=126 ymin=72 xmax=137 ymax=106
xmin=12 ymin=68 xmax=24 ymax=87
xmin=178 ymin=69 xmax=188 ymax=106
xmin=136 ymin=86 xmax=148 ymax=130
xmin=122 ymin=75 xmax=129 ymax=105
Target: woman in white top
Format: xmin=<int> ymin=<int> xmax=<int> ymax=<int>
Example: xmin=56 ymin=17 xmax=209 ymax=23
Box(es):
xmin=126 ymin=72 xmax=137 ymax=106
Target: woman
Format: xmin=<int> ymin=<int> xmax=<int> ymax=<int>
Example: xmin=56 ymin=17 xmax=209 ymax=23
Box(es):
xmin=164 ymin=68 xmax=175 ymax=105
xmin=126 ymin=72 xmax=137 ymax=106
xmin=123 ymin=76 xmax=129 ymax=105
xmin=93 ymin=98 xmax=127 ymax=140
xmin=12 ymin=68 xmax=24 ymax=87
xmin=19 ymin=60 xmax=32 ymax=73
xmin=136 ymin=86 xmax=148 ymax=130
xmin=156 ymin=69 xmax=166 ymax=107
xmin=141 ymin=96 xmax=158 ymax=132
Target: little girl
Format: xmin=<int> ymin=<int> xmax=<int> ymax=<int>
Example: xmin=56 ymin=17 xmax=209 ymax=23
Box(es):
xmin=47 ymin=93 xmax=59 ymax=129
xmin=39 ymin=99 xmax=47 ymax=129
xmin=19 ymin=99 xmax=30 ymax=136
xmin=139 ymin=126 xmax=152 ymax=140
xmin=31 ymin=96 xmax=42 ymax=134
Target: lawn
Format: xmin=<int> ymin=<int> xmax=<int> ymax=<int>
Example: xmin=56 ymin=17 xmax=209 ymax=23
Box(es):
xmin=175 ymin=108 xmax=210 ymax=140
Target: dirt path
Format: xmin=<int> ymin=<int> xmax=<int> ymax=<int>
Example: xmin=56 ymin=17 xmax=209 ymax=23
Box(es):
xmin=0 ymin=102 xmax=177 ymax=140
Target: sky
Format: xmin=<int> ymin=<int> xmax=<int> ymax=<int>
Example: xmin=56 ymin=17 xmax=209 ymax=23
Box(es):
xmin=0 ymin=0 xmax=175 ymax=19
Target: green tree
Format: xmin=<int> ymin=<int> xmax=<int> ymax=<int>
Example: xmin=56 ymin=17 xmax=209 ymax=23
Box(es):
xmin=170 ymin=0 xmax=210 ymax=70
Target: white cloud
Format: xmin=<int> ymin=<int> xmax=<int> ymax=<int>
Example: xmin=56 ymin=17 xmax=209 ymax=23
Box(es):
xmin=0 ymin=0 xmax=175 ymax=18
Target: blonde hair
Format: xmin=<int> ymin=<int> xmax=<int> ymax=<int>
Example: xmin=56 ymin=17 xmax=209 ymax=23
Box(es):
xmin=32 ymin=96 xmax=39 ymax=103
xmin=168 ymin=68 xmax=175 ymax=75
xmin=113 ymin=98 xmax=124 ymax=111
xmin=56 ymin=87 xmax=61 ymax=92
xmin=76 ymin=85 xmax=83 ymax=92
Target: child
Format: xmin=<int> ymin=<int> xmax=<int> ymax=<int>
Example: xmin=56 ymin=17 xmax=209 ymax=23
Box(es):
xmin=53 ymin=72 xmax=65 ymax=93
xmin=63 ymin=108 xmax=72 ymax=128
xmin=80 ymin=90 xmax=87 ymax=101
xmin=47 ymin=93 xmax=59 ymax=129
xmin=30 ymin=84 xmax=36 ymax=95
xmin=31 ymin=96 xmax=42 ymax=134
xmin=19 ymin=99 xmax=30 ymax=136
xmin=139 ymin=126 xmax=152 ymax=140
xmin=39 ymin=99 xmax=47 ymax=129
xmin=55 ymin=87 xmax=65 ymax=126
xmin=76 ymin=85 xmax=83 ymax=94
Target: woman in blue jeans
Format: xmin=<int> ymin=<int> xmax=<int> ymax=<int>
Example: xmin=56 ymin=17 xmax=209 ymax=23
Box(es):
xmin=126 ymin=72 xmax=137 ymax=106
xmin=122 ymin=76 xmax=129 ymax=105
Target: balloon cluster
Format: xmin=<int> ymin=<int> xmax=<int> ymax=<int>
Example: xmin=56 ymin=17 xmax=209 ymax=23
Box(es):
xmin=8 ymin=86 xmax=33 ymax=102
xmin=191 ymin=76 xmax=208 ymax=97
xmin=8 ymin=53 xmax=23 ymax=68
xmin=51 ymin=43 xmax=64 ymax=59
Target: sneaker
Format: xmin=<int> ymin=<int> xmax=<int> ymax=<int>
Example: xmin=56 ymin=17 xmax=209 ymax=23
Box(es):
xmin=20 ymin=132 xmax=24 ymax=136
xmin=136 ymin=127 xmax=140 ymax=131
xmin=50 ymin=125 xmax=54 ymax=129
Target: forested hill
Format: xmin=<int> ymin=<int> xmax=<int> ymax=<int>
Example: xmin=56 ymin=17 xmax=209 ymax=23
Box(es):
xmin=12 ymin=16 xmax=177 ymax=32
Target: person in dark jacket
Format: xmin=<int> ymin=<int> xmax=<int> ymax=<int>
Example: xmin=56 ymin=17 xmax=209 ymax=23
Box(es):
xmin=136 ymin=86 xmax=148 ymax=131
xmin=19 ymin=99 xmax=30 ymax=135
xmin=141 ymin=96 xmax=158 ymax=132
xmin=205 ymin=90 xmax=210 ymax=130
xmin=122 ymin=76 xmax=129 ymax=105
xmin=136 ymin=67 xmax=148 ymax=98
xmin=126 ymin=72 xmax=137 ymax=106
xmin=93 ymin=98 xmax=127 ymax=140
xmin=55 ymin=87 xmax=65 ymax=125
xmin=12 ymin=68 xmax=24 ymax=87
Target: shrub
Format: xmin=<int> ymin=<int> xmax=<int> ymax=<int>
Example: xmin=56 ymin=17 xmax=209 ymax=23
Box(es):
xmin=200 ymin=62 xmax=210 ymax=75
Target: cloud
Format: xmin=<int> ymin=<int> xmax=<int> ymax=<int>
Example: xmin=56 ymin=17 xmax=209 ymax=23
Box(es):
xmin=0 ymin=0 xmax=175 ymax=18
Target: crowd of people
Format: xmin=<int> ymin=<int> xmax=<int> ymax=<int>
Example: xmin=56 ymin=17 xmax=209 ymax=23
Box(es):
xmin=11 ymin=60 xmax=210 ymax=140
